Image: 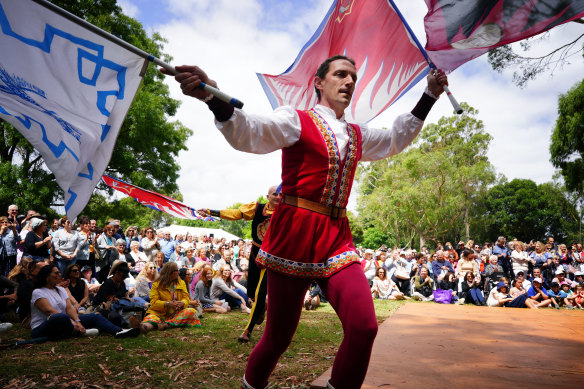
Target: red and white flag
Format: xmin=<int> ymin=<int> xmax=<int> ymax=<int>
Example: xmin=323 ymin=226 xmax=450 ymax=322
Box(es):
xmin=102 ymin=175 xmax=215 ymax=221
xmin=257 ymin=0 xmax=430 ymax=123
xmin=424 ymin=0 xmax=584 ymax=72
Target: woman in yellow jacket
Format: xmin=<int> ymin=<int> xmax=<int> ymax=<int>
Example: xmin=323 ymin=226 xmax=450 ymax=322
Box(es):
xmin=141 ymin=262 xmax=201 ymax=333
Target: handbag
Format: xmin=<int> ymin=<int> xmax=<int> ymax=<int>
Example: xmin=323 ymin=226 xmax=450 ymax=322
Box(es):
xmin=433 ymin=289 xmax=453 ymax=304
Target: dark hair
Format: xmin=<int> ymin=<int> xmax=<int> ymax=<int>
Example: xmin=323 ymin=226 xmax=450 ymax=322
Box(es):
xmin=35 ymin=263 xmax=59 ymax=288
xmin=64 ymin=263 xmax=80 ymax=280
xmin=314 ymin=55 xmax=355 ymax=101
xmin=462 ymin=248 xmax=474 ymax=259
xmin=179 ymin=268 xmax=189 ymax=282
xmin=78 ymin=215 xmax=90 ymax=225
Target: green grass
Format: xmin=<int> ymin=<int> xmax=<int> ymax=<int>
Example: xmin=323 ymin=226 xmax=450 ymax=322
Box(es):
xmin=0 ymin=300 xmax=406 ymax=388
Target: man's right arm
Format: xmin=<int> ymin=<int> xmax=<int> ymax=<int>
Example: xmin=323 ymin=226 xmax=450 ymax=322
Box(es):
xmin=161 ymin=65 xmax=300 ymax=154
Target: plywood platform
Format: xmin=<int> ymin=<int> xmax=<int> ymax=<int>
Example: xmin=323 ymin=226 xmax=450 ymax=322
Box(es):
xmin=312 ymin=304 xmax=584 ymax=388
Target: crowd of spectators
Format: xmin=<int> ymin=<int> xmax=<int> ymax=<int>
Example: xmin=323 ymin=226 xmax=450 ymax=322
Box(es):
xmin=0 ymin=205 xmax=255 ymax=339
xmin=363 ymin=237 xmax=584 ymax=309
xmin=1 ymin=205 xmax=583 ymax=339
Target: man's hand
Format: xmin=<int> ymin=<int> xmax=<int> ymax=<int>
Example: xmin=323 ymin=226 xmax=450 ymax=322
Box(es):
xmin=160 ymin=65 xmax=217 ymax=101
xmin=197 ymin=208 xmax=210 ymax=217
xmin=427 ymin=69 xmax=448 ymax=98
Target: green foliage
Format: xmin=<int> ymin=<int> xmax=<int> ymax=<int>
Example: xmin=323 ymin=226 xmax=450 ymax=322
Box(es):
xmin=0 ymin=0 xmax=191 ymax=220
xmin=550 ymin=78 xmax=584 ymax=196
xmin=347 ymin=210 xmax=364 ymax=245
xmin=361 ymin=227 xmax=390 ymax=250
xmin=357 ymin=103 xmax=496 ymax=248
xmin=482 ymin=179 xmax=579 ymax=242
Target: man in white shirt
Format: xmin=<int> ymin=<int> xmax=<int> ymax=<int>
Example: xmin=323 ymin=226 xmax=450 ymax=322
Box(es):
xmin=162 ymin=56 xmax=447 ymax=389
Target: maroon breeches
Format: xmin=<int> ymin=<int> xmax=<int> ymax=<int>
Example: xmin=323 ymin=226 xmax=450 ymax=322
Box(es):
xmin=244 ymin=263 xmax=378 ymax=389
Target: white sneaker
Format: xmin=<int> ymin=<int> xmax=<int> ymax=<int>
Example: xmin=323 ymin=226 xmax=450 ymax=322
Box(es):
xmin=0 ymin=322 xmax=13 ymax=333
xmin=83 ymin=328 xmax=99 ymax=337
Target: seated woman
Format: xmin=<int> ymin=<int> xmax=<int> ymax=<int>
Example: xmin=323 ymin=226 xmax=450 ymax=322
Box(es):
xmin=483 ymin=255 xmax=506 ymax=294
xmin=459 ymin=271 xmax=486 ymax=306
xmin=508 ymin=278 xmax=537 ymax=309
xmin=455 ymin=249 xmax=479 ymax=280
xmin=182 ymin=248 xmax=196 ymax=269
xmin=371 ymin=267 xmax=407 ymax=300
xmin=437 ymin=271 xmax=458 ymax=302
xmin=140 ymin=262 xmax=201 ymax=333
xmin=211 ymin=265 xmax=251 ymax=313
xmin=30 ymin=264 xmax=139 ymax=340
xmin=193 ymin=265 xmax=229 ymax=314
xmin=412 ymin=267 xmax=434 ymax=302
xmin=80 ymin=265 xmax=101 ymax=296
xmin=179 ymin=268 xmax=202 ymax=318
xmin=110 ymin=239 xmax=135 ymax=267
xmin=487 ymin=281 xmax=533 ymax=308
xmin=127 ymin=241 xmax=148 ymax=276
xmin=63 ymin=264 xmax=89 ymax=312
xmin=154 ymin=251 xmax=165 ymax=273
xmin=134 ymin=262 xmax=159 ymax=302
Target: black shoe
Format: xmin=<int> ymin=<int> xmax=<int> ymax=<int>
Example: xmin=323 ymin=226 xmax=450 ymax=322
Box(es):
xmin=115 ymin=327 xmax=140 ymax=339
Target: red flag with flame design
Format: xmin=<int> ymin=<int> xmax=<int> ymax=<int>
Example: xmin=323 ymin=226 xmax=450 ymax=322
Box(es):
xmin=257 ymin=0 xmax=430 ymax=123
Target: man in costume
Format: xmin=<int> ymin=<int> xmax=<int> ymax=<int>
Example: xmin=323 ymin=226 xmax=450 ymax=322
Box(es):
xmin=162 ymin=55 xmax=447 ymax=389
xmin=197 ymin=185 xmax=282 ymax=343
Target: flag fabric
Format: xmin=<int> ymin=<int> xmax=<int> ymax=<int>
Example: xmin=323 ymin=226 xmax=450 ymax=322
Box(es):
xmin=257 ymin=0 xmax=430 ymax=123
xmin=424 ymin=0 xmax=584 ymax=72
xmin=0 ymin=0 xmax=146 ymax=221
xmin=102 ymin=175 xmax=215 ymax=221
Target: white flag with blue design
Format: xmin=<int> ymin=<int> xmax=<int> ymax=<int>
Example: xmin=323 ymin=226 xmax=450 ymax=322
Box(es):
xmin=0 ymin=0 xmax=146 ymax=220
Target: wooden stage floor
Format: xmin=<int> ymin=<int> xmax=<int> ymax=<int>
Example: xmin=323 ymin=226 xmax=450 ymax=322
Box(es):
xmin=312 ymin=303 xmax=584 ymax=388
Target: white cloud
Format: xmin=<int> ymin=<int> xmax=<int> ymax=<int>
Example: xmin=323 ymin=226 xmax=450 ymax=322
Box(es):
xmin=125 ymin=0 xmax=583 ymax=212
xmin=117 ymin=0 xmax=139 ymax=18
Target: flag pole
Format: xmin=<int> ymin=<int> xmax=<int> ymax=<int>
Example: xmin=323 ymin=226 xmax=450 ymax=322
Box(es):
xmin=31 ymin=0 xmax=244 ymax=109
xmin=388 ymin=0 xmax=463 ymax=114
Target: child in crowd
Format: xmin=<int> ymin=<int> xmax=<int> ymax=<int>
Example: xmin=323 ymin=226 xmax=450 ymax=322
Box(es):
xmin=568 ymin=284 xmax=584 ymax=309
xmin=547 ymin=282 xmax=568 ymax=309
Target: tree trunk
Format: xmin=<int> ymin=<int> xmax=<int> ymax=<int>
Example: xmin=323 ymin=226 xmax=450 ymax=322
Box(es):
xmin=464 ymin=205 xmax=470 ymax=241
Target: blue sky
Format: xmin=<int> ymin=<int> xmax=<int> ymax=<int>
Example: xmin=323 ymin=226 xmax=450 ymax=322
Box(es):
xmin=118 ymin=0 xmax=584 ymax=211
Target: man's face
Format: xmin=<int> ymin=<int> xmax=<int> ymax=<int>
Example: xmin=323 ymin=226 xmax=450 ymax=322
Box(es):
xmin=165 ymin=232 xmax=171 ymax=240
xmin=267 ymin=188 xmax=282 ymax=207
xmin=89 ymin=220 xmax=96 ymax=231
xmin=315 ymin=59 xmax=357 ymax=113
xmin=533 ymin=269 xmax=541 ymax=278
xmin=8 ymin=206 xmax=18 ymax=217
xmin=547 ymin=237 xmax=554 ymax=245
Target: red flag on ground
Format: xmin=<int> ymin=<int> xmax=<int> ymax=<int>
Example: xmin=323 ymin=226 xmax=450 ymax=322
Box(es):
xmin=424 ymin=0 xmax=584 ymax=72
xmin=101 ymin=175 xmax=216 ymax=221
xmin=257 ymin=0 xmax=430 ymax=123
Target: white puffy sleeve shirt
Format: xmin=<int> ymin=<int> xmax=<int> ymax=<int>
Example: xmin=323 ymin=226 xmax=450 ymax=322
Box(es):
xmin=215 ymin=104 xmax=426 ymax=161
